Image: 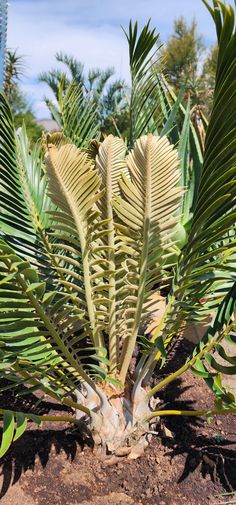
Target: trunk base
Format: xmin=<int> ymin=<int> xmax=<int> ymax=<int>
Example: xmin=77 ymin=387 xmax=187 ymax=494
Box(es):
xmin=74 ymin=384 xmax=159 ymax=459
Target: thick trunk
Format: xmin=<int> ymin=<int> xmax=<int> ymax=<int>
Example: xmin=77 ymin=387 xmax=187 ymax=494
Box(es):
xmin=74 ymin=385 xmax=157 ymax=458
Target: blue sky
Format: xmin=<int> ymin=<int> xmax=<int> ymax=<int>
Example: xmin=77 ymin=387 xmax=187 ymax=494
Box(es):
xmin=7 ymin=0 xmax=223 ymax=118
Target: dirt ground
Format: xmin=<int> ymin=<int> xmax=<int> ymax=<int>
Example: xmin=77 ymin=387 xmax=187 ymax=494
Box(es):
xmin=0 ymin=340 xmax=235 ymax=505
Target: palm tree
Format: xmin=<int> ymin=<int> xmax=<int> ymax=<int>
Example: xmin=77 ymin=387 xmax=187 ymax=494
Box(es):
xmin=4 ymin=49 xmax=25 ymax=100
xmin=39 ymin=52 xmax=128 ymax=135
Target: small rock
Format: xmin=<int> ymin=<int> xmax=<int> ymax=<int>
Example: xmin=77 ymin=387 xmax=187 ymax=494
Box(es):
xmin=216 ymin=419 xmax=222 ymax=426
xmin=161 ymin=424 xmax=174 ymax=439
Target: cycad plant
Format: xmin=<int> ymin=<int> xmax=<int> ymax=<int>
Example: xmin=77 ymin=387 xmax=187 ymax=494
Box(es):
xmin=0 ymin=0 xmax=236 ymax=459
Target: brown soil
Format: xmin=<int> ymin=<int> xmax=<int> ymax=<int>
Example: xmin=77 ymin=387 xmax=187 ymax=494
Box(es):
xmin=0 ymin=340 xmax=236 ymax=505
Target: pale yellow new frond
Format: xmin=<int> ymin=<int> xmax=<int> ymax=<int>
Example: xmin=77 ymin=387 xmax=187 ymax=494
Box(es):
xmin=45 ymin=143 xmax=107 ymax=349
xmin=96 ymin=135 xmax=127 ymax=194
xmin=113 ymin=134 xmax=182 ymax=381
xmin=95 ymin=135 xmax=127 ymax=367
xmin=45 ymin=144 xmax=103 ymax=221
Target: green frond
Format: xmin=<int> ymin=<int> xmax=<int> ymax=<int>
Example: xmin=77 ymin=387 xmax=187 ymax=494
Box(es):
xmin=0 ymin=239 xmax=108 ymax=397
xmin=190 ymin=280 xmax=236 ymax=408
xmin=60 ymin=82 xmax=99 ymax=147
xmin=93 ymin=68 xmax=114 ymax=98
xmin=147 ymin=279 xmax=236 ymax=402
xmin=125 ymin=20 xmax=163 ymax=146
xmin=169 ymin=1 xmax=236 ymax=328
xmin=16 ymin=125 xmax=54 ymax=230
xmin=0 ymin=94 xmax=56 ymax=281
xmin=44 ymin=98 xmax=62 ymax=128
xmin=158 ymin=74 xmax=204 ymax=219
xmin=0 ymin=93 xmax=35 ymax=241
xmin=38 ymin=69 xmax=68 ymax=100
xmin=0 ymin=410 xmax=41 ymax=458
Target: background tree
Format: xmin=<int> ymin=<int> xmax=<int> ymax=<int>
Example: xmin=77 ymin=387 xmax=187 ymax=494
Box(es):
xmin=161 ymin=18 xmax=204 ymax=90
xmin=201 ymin=43 xmax=218 ymax=111
xmin=39 ymin=52 xmax=129 ymax=136
xmin=4 ymin=49 xmax=42 ymax=142
xmin=4 ymin=49 xmax=25 ymax=100
xmin=161 ymin=17 xmax=218 ymax=117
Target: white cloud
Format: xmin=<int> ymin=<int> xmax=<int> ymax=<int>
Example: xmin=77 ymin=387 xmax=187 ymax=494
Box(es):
xmin=8 ymin=1 xmax=130 ymax=116
xmin=7 ymin=0 xmax=225 ymax=118
xmin=8 ymin=18 xmax=129 ymax=78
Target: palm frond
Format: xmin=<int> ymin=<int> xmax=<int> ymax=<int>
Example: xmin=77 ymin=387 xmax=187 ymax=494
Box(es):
xmin=55 ymin=52 xmax=84 ymax=84
xmin=44 ymin=98 xmax=62 ymax=129
xmin=148 ymin=278 xmax=236 ymax=403
xmin=124 ymin=20 xmax=163 ymax=146
xmin=60 ymin=82 xmax=99 ymax=147
xmin=41 ymin=131 xmax=71 ymax=152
